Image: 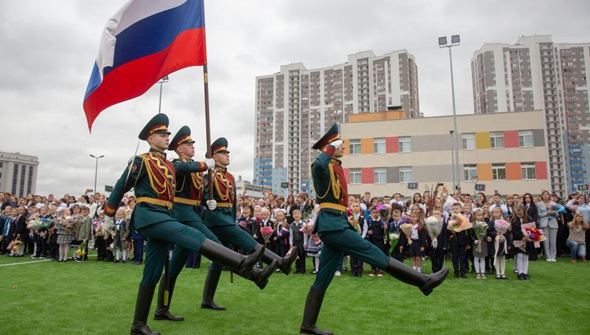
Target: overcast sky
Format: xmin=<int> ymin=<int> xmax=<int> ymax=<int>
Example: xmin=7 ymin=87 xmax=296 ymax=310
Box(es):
xmin=1 ymin=0 xmax=589 ymax=197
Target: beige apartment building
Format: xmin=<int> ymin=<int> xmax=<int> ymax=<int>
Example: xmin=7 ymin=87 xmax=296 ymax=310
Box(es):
xmin=341 ymin=110 xmax=550 ymax=198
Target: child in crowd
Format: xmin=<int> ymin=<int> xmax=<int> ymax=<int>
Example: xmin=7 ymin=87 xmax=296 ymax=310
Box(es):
xmin=449 ymin=203 xmax=472 ymax=278
xmin=408 ymin=211 xmax=427 ymax=273
xmin=273 ymin=210 xmax=290 ymax=258
xmin=93 ymin=210 xmax=108 ymax=261
xmin=471 ymin=209 xmax=488 ymax=279
xmin=388 ymin=208 xmax=408 ymax=263
xmin=55 ymin=208 xmax=74 ymax=262
xmin=429 ymin=208 xmax=448 ymax=274
xmin=290 ymin=209 xmax=307 ymax=274
xmin=511 ymin=204 xmax=532 ymax=280
xmin=367 ymin=207 xmax=386 ymax=276
xmin=489 ymin=207 xmax=510 ymax=279
xmin=75 ymin=206 xmax=92 ymax=261
xmin=348 ymin=201 xmax=367 ymax=277
xmin=305 ymin=205 xmax=322 ymax=274
xmin=486 ymin=207 xmax=501 ymax=275
xmin=112 ymin=207 xmax=129 ymax=263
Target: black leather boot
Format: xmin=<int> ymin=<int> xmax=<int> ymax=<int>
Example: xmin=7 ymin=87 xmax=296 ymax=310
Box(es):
xmin=199 ymin=240 xmax=264 ymax=278
xmin=201 ymin=270 xmax=227 ymax=310
xmin=261 ymin=247 xmax=298 ymax=275
xmin=154 ymin=275 xmax=184 ymax=321
xmin=249 ymin=259 xmax=278 ymax=290
xmin=300 ymin=287 xmax=333 ymax=335
xmin=383 ymin=258 xmax=450 ymax=296
xmin=130 ymin=285 xmax=160 ymax=335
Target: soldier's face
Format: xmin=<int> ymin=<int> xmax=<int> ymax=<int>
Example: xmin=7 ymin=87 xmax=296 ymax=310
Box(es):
xmin=149 ymin=133 xmax=170 ymax=151
xmin=333 ymin=143 xmax=345 ymax=158
xmin=214 ymin=151 xmax=230 ymax=167
xmin=177 ymin=142 xmax=195 ymax=159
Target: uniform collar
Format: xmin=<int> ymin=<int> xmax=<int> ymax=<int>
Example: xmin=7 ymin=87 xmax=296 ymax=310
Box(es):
xmin=215 ymin=165 xmax=227 ymax=173
xmin=330 ymin=158 xmax=342 ymax=166
xmin=149 ymin=148 xmax=167 ymax=159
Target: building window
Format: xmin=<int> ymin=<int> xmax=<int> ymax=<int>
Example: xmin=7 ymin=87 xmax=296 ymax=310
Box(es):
xmin=374 ymin=138 xmax=385 ymax=154
xmin=519 ymin=130 xmax=534 ymax=147
xmin=350 ymin=169 xmax=361 ymax=184
xmin=399 ymin=167 xmax=412 ymax=183
xmin=349 ymin=139 xmax=361 ymax=155
xmin=399 ymin=137 xmax=411 ymax=153
xmin=462 ymin=133 xmax=476 ymax=150
xmin=374 ymin=168 xmax=387 ymax=184
xmin=490 ymin=132 xmax=504 ymax=149
xmin=492 ymin=164 xmax=506 ymax=180
xmin=521 ymin=163 xmax=536 ymax=180
xmin=464 ymin=165 xmax=478 ymax=181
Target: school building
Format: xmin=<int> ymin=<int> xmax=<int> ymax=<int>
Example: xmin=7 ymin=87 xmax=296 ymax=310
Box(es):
xmin=341 ymin=110 xmax=550 ymax=198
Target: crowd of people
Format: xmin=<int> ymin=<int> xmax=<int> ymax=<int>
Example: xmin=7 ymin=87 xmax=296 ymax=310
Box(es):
xmin=1 ymin=186 xmax=588 ymax=280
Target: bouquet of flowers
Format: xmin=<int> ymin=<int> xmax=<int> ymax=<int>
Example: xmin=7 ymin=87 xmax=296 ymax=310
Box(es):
xmin=76 ymin=240 xmax=87 ymax=257
xmin=473 ymin=221 xmax=488 ymax=253
xmin=388 ymin=232 xmax=400 ymax=254
xmin=11 ymin=238 xmax=23 ymax=255
xmin=26 ymin=217 xmax=52 ymax=231
xmin=260 ymin=226 xmax=274 ymax=243
xmin=400 ymin=223 xmax=414 ymax=245
xmin=513 ymin=223 xmax=547 ymax=252
xmin=348 ymin=215 xmax=362 ymax=235
xmin=300 ymin=218 xmax=315 ymax=236
xmin=277 ymin=223 xmax=290 ymax=240
xmin=494 ymin=219 xmax=510 ymax=235
xmin=447 ymin=213 xmax=472 ymax=232
xmin=425 ymin=216 xmax=443 ymax=249
xmin=376 ymin=203 xmax=391 ymax=222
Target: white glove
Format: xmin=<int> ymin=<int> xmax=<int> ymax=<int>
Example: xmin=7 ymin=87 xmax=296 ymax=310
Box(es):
xmin=104 ymin=216 xmax=115 ymax=231
xmin=207 ymin=200 xmax=217 ymax=210
xmin=330 ymin=140 xmax=343 ymax=148
xmin=205 ymin=158 xmax=215 ymax=169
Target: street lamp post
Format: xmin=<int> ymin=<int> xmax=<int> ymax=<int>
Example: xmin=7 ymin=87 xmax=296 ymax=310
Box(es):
xmin=439 ymin=35 xmax=461 ymax=190
xmin=158 ymin=76 xmax=169 ymax=114
xmin=90 ymin=154 xmax=104 ymax=194
xmin=450 ymin=130 xmax=456 ymax=188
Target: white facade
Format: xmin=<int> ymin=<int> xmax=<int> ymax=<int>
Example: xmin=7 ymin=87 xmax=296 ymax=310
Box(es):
xmin=0 ymin=151 xmax=39 ymax=198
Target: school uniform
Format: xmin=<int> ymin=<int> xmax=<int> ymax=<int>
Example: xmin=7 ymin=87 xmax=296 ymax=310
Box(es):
xmin=430 ymin=221 xmax=449 ymax=273
xmin=290 ymin=220 xmax=307 ymax=274
xmin=449 ymin=228 xmax=472 ymax=277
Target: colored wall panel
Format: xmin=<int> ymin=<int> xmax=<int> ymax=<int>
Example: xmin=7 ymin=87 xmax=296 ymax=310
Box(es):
xmin=506 ymin=162 xmax=521 ymax=180
xmin=535 ymin=161 xmax=548 ymax=179
xmin=475 ymin=132 xmax=491 ymax=149
xmin=386 ymin=136 xmax=399 ymax=153
xmin=477 ymin=163 xmax=492 ymax=181
xmin=361 ymin=138 xmax=373 ymax=154
xmin=343 ymin=139 xmax=350 ymax=155
xmin=361 ymin=167 xmax=374 ymax=184
xmin=504 ymin=130 xmax=519 ymax=148
xmin=343 ymin=168 xmax=350 ymax=183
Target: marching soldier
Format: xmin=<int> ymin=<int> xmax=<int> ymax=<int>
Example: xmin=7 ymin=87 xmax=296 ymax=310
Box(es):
xmin=201 ymin=137 xmax=298 ymax=307
xmin=299 ymin=124 xmax=450 ymax=335
xmin=104 ymin=114 xmax=266 ymax=335
xmin=154 ymin=126 xmax=276 ymax=322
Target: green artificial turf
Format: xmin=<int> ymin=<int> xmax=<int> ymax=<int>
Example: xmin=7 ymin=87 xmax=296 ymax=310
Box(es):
xmin=1 ymin=253 xmax=588 ymax=335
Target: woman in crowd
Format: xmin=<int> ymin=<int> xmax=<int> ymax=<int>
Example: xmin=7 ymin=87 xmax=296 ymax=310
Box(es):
xmin=537 ymin=191 xmax=559 ymax=262
xmin=566 ymin=212 xmax=589 ymax=263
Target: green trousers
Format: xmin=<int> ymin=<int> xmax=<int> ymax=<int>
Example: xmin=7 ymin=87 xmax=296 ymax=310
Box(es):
xmin=313 ymin=228 xmax=389 ymax=290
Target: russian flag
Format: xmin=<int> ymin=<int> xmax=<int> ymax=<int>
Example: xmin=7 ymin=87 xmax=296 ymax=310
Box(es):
xmin=83 ymin=0 xmax=207 ymax=131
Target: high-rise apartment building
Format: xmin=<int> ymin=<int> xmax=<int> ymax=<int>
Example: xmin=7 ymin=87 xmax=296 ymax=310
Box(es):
xmin=255 ymin=50 xmax=419 ymax=196
xmin=0 ymin=151 xmax=39 ymax=198
xmin=471 ymin=35 xmax=590 ymax=196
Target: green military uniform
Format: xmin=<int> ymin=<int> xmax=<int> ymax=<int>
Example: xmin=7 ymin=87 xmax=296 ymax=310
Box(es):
xmin=203 ymin=138 xmax=296 ymax=272
xmin=106 ymin=114 xmax=265 ymax=335
xmin=300 ymin=124 xmax=450 ymax=335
